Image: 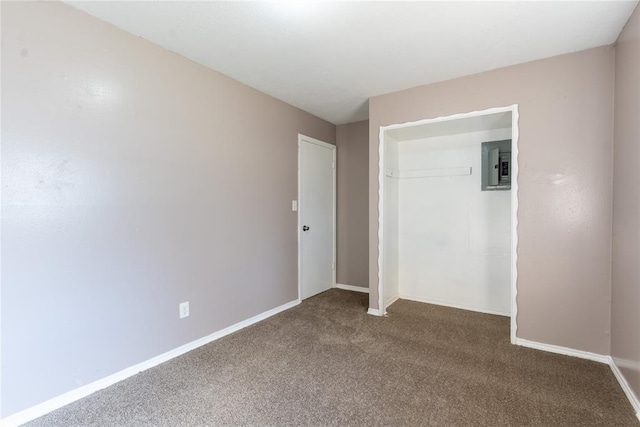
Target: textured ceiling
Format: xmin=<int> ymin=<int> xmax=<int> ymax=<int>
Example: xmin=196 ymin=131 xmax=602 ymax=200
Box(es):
xmin=65 ymin=1 xmax=638 ymax=125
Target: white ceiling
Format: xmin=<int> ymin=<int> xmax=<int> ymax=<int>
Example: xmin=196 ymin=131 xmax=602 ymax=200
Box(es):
xmin=65 ymin=1 xmax=638 ymax=125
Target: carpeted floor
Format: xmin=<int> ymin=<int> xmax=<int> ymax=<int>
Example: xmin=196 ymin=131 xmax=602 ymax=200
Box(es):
xmin=27 ymin=289 xmax=637 ymax=426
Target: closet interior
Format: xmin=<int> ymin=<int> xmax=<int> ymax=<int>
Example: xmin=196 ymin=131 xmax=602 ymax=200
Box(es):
xmin=379 ymin=110 xmax=516 ymax=320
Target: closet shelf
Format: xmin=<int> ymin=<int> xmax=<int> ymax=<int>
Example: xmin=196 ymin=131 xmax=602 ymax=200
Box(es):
xmin=385 ymin=167 xmax=472 ymax=179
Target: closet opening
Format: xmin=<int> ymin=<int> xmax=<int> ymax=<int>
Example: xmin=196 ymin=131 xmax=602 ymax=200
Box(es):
xmin=377 ymin=105 xmax=519 ymax=344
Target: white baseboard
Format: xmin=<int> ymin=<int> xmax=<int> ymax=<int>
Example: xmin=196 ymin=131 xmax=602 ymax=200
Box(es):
xmin=514 ymin=338 xmax=609 ymax=364
xmin=385 ymin=294 xmax=400 ymax=308
xmin=399 ymin=294 xmax=510 ymax=317
xmin=335 ymin=283 xmax=369 ymax=293
xmin=608 ymin=356 xmax=640 ymax=421
xmin=367 ymin=308 xmax=383 ymax=316
xmin=1 ymin=298 xmax=301 ymax=427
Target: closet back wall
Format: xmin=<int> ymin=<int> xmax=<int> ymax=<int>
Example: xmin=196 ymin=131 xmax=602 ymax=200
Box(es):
xmin=1 ymin=1 xmax=335 ymax=418
xmin=396 ymin=129 xmax=512 ymax=315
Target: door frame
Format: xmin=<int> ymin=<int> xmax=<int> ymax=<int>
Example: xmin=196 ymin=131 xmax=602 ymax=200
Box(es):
xmin=297 ymin=134 xmax=337 ymax=301
xmin=376 ymin=105 xmax=520 ymax=344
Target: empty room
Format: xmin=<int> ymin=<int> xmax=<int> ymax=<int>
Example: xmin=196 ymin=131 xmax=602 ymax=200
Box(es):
xmin=2 ymin=1 xmax=639 ymax=426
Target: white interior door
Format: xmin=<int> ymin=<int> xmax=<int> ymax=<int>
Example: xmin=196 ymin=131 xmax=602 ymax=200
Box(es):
xmin=299 ymin=135 xmax=335 ymax=300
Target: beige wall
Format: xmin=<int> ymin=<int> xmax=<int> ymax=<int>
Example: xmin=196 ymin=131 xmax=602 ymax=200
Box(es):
xmin=369 ymin=46 xmax=615 ymax=355
xmin=336 ymin=120 xmax=369 ymax=288
xmin=1 ymin=1 xmax=335 ymax=417
xmin=612 ymin=3 xmax=640 ymax=405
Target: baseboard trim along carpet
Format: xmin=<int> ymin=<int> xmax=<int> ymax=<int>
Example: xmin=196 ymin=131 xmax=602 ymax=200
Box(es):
xmin=367 ymin=307 xmax=383 ymax=316
xmin=609 ymin=356 xmax=640 ymax=421
xmin=385 ymin=294 xmax=400 ymax=309
xmin=1 ymin=298 xmax=301 ymax=427
xmin=335 ymin=283 xmax=369 ymax=293
xmin=514 ymin=338 xmax=609 ymax=364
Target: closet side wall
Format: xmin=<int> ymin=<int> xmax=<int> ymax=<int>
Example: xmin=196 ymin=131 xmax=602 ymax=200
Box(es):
xmin=382 ymin=139 xmax=401 ymax=308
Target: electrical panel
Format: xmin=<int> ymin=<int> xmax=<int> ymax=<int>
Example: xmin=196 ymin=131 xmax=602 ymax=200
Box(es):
xmin=481 ymin=140 xmax=511 ymax=191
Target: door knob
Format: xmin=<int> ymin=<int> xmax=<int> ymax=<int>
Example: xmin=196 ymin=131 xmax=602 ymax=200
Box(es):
xmin=303 ymin=225 xmax=310 ymax=231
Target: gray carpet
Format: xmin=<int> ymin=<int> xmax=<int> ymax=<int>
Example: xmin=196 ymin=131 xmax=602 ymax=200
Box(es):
xmin=27 ymin=289 xmax=637 ymax=426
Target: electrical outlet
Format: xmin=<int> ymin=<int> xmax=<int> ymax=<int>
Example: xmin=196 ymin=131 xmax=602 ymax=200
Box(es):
xmin=179 ymin=302 xmax=189 ymax=319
